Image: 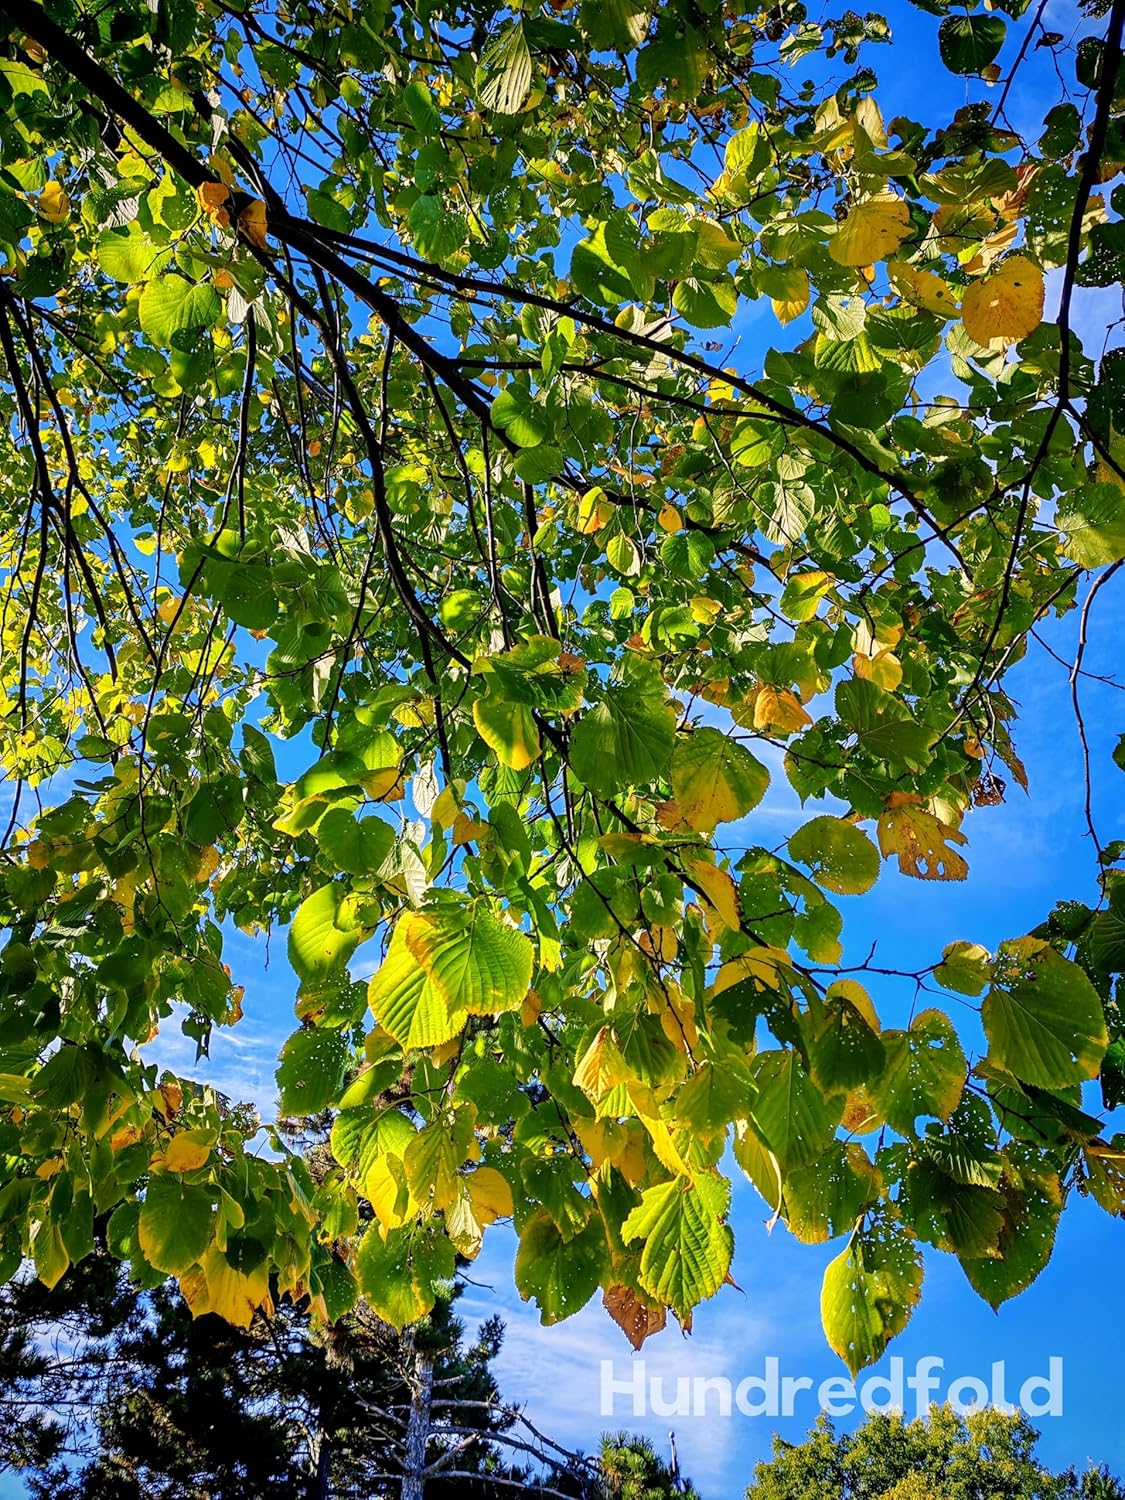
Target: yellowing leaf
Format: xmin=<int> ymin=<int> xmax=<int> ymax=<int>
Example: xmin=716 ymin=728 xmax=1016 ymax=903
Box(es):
xmin=361 ymin=765 xmax=406 ymax=801
xmin=670 ymin=726 xmax=769 ymax=834
xmin=684 ymin=858 xmax=741 ymax=932
xmin=829 ymin=194 xmax=912 ymax=267
xmin=473 ymin=693 xmax=540 ymax=770
xmin=238 ymin=198 xmax=269 ymax=248
xmin=821 ymin=1217 xmax=922 ymax=1375
xmin=889 ymin=261 xmax=959 ymax=318
xmin=770 ymin=265 xmax=810 ymax=324
xmin=877 ymin=793 xmax=968 ymax=881
xmin=183 ymin=1247 xmax=274 ymax=1329
xmin=366 ymin=1153 xmax=416 ymax=1230
xmin=37 ymin=181 xmax=70 ymax=224
xmin=196 ymin=181 xmax=231 ymax=226
xmin=961 ymin=255 xmax=1044 ymax=346
xmin=574 ymin=1025 xmax=631 ymax=1099
xmin=577 ymin=487 xmax=614 ymax=533
xmin=853 ymin=646 xmax=902 ymax=691
xmin=465 ymin=1165 xmax=514 ymax=1224
xmin=162 ymin=1130 xmax=213 ymax=1173
xmin=752 ymin=684 xmax=813 ymax=734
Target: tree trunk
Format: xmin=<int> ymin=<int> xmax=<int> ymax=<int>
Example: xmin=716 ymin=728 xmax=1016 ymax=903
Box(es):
xmin=401 ymin=1333 xmax=434 ymax=1500
xmin=307 ymin=1391 xmax=332 ymax=1500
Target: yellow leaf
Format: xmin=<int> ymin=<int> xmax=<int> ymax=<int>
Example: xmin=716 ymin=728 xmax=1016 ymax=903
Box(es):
xmin=155 ymin=1080 xmax=183 ymax=1118
xmin=684 ymin=858 xmax=741 ymax=932
xmin=889 ymin=262 xmax=959 ymax=319
xmin=635 ymin=1107 xmax=693 ymax=1179
xmin=238 ymin=198 xmax=269 ymax=249
xmin=162 ymin=1130 xmax=212 ymax=1173
xmin=366 ymin=1154 xmax=415 ymax=1230
xmin=446 ymin=1185 xmax=486 ymax=1257
xmin=37 ymin=181 xmax=70 ymax=224
xmin=573 ymin=1026 xmax=630 ymax=1099
xmin=465 ymin=1165 xmax=514 ymax=1224
xmin=575 ymin=1116 xmax=625 ymax=1170
xmin=658 ymin=502 xmax=683 ymax=533
xmin=196 ymin=181 xmax=231 ymax=227
xmin=853 ymin=648 xmax=902 ymax=691
xmin=452 ymin=812 xmax=489 ymax=846
xmin=854 ymin=96 xmax=887 ymax=148
xmin=829 ymin=194 xmax=911 ymax=267
xmin=752 ymin=684 xmax=812 ymax=734
xmin=689 ymin=594 xmax=722 ymax=623
xmin=877 ymin=793 xmax=969 ymax=881
xmin=184 ymin=1247 xmax=274 ymax=1329
xmin=961 ymin=255 xmax=1044 ymax=347
xmin=361 ymin=765 xmax=405 ymax=801
xmin=770 ymin=266 xmax=810 ymax=325
xmin=577 ymin=486 xmax=614 ymax=533
xmin=713 ymin=946 xmax=789 ymax=996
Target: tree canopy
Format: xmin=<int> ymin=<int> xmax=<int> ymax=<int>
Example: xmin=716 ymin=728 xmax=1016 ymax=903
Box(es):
xmin=745 ymin=1407 xmax=1125 ymax=1500
xmin=1 ymin=0 xmax=1124 ymax=1372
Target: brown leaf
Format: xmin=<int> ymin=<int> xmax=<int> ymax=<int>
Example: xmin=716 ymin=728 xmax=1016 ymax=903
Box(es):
xmin=604 ymin=1284 xmax=667 ymax=1349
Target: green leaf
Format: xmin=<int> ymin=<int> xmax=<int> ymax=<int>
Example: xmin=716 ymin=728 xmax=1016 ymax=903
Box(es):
xmin=276 ymin=1027 xmax=351 ymax=1114
xmin=473 ymin=692 xmax=541 ymax=770
xmin=621 ymin=1173 xmax=733 ymax=1320
xmin=403 ymin=79 xmax=441 ymax=133
xmin=788 ymin=817 xmax=880 ymax=896
xmin=570 ymin=690 xmax=676 ymax=797
xmin=97 ymin=228 xmax=170 ymax=283
xmin=784 ymin=1142 xmax=881 ymax=1245
xmin=750 ymin=1051 xmax=842 ymax=1170
xmin=289 ymin=882 xmax=371 ymax=984
xmin=138 ymin=274 xmax=222 ymax=348
xmin=408 ymin=196 xmax=466 ymax=261
xmin=809 ymin=987 xmax=885 ymax=1094
xmin=672 ymin=275 xmax=738 ymax=328
xmin=938 ymin=13 xmax=1006 ymax=74
xmin=869 ymin=1009 xmax=966 ymax=1135
xmin=580 ymin=0 xmax=651 ymax=50
xmin=403 ymin=1113 xmax=475 ymax=1211
xmin=405 ymin=906 xmax=534 ymax=1014
xmin=983 ymin=938 xmax=1108 ymax=1088
xmin=515 ymin=1210 xmax=606 ymax=1323
xmin=959 ymin=1153 xmax=1061 ymax=1309
xmin=138 ymin=1177 xmax=214 ymax=1274
xmin=1057 ymin=484 xmax=1125 ymax=567
xmin=670 ymin=728 xmax=769 ymax=833
xmin=316 ymin=810 xmax=395 ymax=876
xmin=821 ymin=1215 xmax=923 ymax=1374
xmin=355 ymin=1225 xmax=453 ymax=1328
xmin=477 ymin=22 xmax=533 ymax=114
xmin=331 ymin=1105 xmax=416 ymax=1195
